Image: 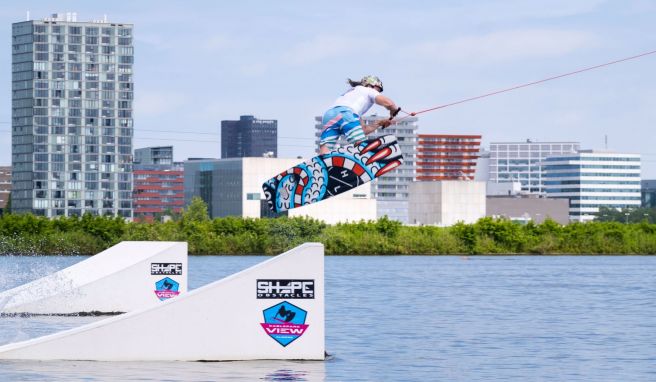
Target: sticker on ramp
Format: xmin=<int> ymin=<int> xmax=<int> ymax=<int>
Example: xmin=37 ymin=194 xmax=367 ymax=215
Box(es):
xmin=260 ymin=301 xmax=309 ymax=347
xmin=154 ymin=277 xmax=180 ymax=301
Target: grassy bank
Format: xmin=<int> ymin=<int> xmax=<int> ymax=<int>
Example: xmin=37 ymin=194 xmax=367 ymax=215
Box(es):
xmin=1 ymin=212 xmax=655 ymax=255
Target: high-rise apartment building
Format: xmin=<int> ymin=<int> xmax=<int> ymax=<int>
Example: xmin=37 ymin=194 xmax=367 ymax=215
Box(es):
xmin=416 ymin=134 xmax=481 ymax=180
xmin=544 ymin=151 xmax=641 ymax=222
xmin=314 ymin=115 xmax=418 ymax=223
xmin=221 ymin=115 xmax=277 ymax=158
xmin=11 ymin=13 xmax=134 ymax=218
xmin=489 ymin=140 xmax=579 ymax=194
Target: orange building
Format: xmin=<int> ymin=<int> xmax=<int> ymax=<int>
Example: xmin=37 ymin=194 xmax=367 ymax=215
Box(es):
xmin=416 ymin=134 xmax=482 ymax=181
xmin=133 ymin=168 xmax=184 ymax=221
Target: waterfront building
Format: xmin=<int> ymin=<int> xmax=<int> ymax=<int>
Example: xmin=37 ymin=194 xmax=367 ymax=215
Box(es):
xmin=408 ymin=181 xmax=486 ymax=226
xmin=133 ymin=166 xmax=184 ymax=222
xmin=416 ymin=134 xmax=481 ymax=180
xmin=642 ymin=180 xmax=656 ymax=208
xmin=134 ymin=146 xmax=173 ymax=166
xmin=314 ymin=115 xmax=418 ymax=223
xmin=221 ymin=115 xmax=277 ymax=158
xmin=489 ymin=140 xmax=580 ymax=194
xmin=132 ymin=146 xmax=183 ymax=221
xmin=0 ymin=166 xmax=11 ymax=213
xmin=184 ymin=157 xmax=375 ymax=223
xmin=543 ymin=150 xmax=641 ymax=222
xmin=474 ymin=150 xmax=490 ymax=181
xmin=486 ymin=195 xmax=569 ymax=224
xmin=11 ymin=13 xmax=134 ymax=218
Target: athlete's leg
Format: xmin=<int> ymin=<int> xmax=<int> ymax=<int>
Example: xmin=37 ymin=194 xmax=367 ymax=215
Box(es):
xmin=319 ymin=132 xmax=339 ymax=154
xmin=319 ymin=108 xmax=344 ymax=154
xmin=342 ymin=113 xmax=366 ymax=145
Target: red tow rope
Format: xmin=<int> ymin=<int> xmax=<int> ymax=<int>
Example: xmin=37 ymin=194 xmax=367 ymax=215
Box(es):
xmin=397 ymin=49 xmax=656 ymax=120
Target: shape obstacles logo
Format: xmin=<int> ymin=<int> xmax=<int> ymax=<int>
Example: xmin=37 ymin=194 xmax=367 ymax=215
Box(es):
xmin=260 ymin=301 xmax=309 ymax=347
xmin=154 ymin=277 xmax=180 ymax=301
xmin=256 ymin=279 xmax=315 ymax=299
xmin=151 ymin=262 xmax=183 ymax=275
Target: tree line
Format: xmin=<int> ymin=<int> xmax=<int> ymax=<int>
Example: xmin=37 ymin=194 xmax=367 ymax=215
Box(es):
xmin=0 ymin=197 xmax=655 ymax=255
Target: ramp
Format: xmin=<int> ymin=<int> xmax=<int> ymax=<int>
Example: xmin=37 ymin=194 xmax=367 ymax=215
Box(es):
xmin=0 ymin=243 xmax=325 ymax=361
xmin=0 ymin=241 xmax=188 ymax=315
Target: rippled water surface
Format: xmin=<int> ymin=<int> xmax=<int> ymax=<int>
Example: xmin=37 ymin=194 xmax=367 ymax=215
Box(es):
xmin=1 ymin=255 xmax=655 ymax=381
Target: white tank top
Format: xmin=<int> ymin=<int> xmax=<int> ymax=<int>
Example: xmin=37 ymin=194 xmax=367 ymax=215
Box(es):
xmin=332 ymin=85 xmax=380 ymax=116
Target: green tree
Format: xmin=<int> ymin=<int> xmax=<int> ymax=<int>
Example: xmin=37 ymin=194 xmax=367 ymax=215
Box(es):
xmin=4 ymin=193 xmax=11 ymax=214
xmin=182 ymin=197 xmax=210 ymax=223
xmin=596 ymin=206 xmax=656 ymax=224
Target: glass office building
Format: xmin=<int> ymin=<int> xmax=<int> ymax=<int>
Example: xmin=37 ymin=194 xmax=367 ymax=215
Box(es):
xmin=11 ymin=13 xmax=133 ymax=218
xmin=221 ymin=115 xmax=277 ymax=158
xmin=544 ymin=151 xmax=642 ymax=222
xmin=489 ymin=140 xmax=579 ymax=194
xmin=642 ymin=180 xmax=656 ymax=208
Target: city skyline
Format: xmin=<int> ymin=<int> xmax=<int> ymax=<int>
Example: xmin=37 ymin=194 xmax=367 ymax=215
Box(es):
xmin=2 ymin=1 xmax=655 ymax=177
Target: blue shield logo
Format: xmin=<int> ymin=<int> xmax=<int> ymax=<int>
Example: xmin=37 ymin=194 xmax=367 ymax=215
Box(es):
xmin=260 ymin=301 xmax=309 ymax=347
xmin=154 ymin=277 xmax=180 ymax=301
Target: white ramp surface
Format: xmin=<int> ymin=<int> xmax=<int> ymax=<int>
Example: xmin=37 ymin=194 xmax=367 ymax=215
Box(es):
xmin=0 ymin=241 xmax=188 ymax=315
xmin=0 ymin=242 xmax=325 ymax=361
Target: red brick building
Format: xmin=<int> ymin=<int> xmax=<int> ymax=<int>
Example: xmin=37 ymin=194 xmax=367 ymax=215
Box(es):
xmin=417 ymin=134 xmax=482 ymax=181
xmin=0 ymin=166 xmax=11 ymax=213
xmin=133 ymin=168 xmax=184 ymax=221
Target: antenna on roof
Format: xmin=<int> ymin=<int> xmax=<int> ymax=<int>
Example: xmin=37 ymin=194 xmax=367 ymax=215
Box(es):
xmin=26 ymin=11 xmax=30 ymax=21
xmin=604 ymin=134 xmax=608 ymax=150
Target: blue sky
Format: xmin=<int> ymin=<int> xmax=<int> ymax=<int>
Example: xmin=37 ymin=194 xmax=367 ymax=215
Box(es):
xmin=1 ymin=0 xmax=655 ymax=176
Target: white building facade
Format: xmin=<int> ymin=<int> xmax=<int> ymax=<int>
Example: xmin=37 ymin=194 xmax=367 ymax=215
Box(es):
xmin=408 ymin=181 xmax=486 ymax=226
xmin=543 ymin=151 xmax=641 ymax=222
xmin=489 ymin=140 xmax=580 ymax=194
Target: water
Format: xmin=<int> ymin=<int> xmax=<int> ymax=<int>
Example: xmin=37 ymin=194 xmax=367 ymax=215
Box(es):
xmin=1 ymin=255 xmax=655 ymax=381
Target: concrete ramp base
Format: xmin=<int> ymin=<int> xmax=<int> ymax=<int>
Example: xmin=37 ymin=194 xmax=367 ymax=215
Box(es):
xmin=0 ymin=243 xmax=325 ymax=361
xmin=0 ymin=242 xmax=188 ymax=315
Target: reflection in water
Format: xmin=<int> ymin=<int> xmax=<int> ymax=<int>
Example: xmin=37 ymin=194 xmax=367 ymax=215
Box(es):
xmin=0 ymin=360 xmax=326 ymax=382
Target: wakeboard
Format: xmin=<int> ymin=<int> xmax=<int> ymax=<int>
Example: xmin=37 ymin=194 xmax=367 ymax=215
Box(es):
xmin=262 ymin=134 xmax=403 ymax=212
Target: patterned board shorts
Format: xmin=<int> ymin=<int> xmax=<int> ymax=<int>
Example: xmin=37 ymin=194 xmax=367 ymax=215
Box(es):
xmin=319 ymin=106 xmax=366 ymax=150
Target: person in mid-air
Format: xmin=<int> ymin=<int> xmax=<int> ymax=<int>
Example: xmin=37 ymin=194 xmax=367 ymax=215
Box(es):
xmin=319 ymin=75 xmax=401 ymax=155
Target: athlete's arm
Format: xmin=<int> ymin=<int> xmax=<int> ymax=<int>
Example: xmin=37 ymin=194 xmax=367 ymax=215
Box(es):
xmin=361 ymin=119 xmax=392 ymax=135
xmin=375 ymin=95 xmax=399 ymax=117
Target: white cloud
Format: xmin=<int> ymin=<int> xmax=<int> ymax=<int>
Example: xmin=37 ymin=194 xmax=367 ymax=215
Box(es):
xmin=466 ymin=0 xmax=607 ymax=21
xmin=283 ymin=35 xmax=389 ymax=66
xmin=200 ymin=35 xmax=234 ymax=52
xmin=239 ymin=63 xmax=269 ymax=77
xmin=407 ymin=29 xmax=597 ymax=65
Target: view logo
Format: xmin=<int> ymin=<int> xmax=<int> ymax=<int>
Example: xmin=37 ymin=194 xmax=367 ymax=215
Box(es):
xmin=260 ymin=301 xmax=309 ymax=347
xmin=154 ymin=277 xmax=180 ymax=301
